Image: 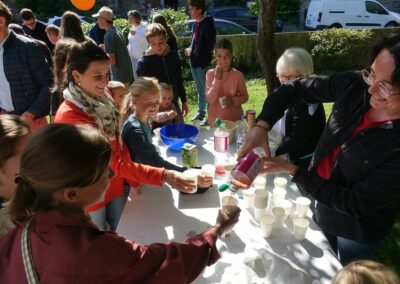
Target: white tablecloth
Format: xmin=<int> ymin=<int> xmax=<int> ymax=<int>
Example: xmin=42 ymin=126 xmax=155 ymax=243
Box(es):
xmin=117 ymin=128 xmax=342 ymax=284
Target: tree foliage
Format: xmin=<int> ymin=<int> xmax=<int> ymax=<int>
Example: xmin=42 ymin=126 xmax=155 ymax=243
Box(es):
xmin=13 ymin=0 xmax=109 ymax=21
xmin=149 ymin=8 xmax=189 ymax=38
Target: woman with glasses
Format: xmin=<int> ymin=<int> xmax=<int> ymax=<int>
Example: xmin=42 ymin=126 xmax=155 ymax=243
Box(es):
xmin=240 ymin=33 xmax=400 ymax=265
xmin=272 ymin=48 xmax=326 ymax=168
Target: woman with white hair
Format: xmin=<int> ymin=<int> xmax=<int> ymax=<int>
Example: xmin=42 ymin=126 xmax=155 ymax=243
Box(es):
xmin=272 ymin=47 xmax=326 ymax=168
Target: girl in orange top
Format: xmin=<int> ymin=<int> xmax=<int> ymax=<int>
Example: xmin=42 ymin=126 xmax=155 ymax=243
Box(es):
xmin=55 ymin=41 xmax=195 ymax=231
xmin=206 ymin=38 xmax=248 ymax=125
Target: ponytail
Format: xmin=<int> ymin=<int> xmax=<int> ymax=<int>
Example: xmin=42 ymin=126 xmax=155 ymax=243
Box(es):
xmin=119 ymin=94 xmax=135 ymax=131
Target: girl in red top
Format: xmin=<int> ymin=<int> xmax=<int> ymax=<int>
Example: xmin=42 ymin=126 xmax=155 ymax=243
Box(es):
xmin=55 ymin=41 xmax=196 ymax=231
xmin=1 ymin=124 xmax=240 ymax=283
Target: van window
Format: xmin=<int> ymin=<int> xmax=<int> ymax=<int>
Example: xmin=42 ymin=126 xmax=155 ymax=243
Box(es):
xmin=366 ymin=1 xmax=388 ymax=15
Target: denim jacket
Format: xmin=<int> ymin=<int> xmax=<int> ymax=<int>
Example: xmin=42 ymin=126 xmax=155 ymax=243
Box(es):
xmin=259 ymin=71 xmax=400 ymax=242
xmin=3 ymin=30 xmax=52 ymax=118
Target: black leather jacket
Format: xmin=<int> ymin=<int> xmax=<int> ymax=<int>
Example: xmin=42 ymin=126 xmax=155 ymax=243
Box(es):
xmin=259 ymin=72 xmax=400 ymax=243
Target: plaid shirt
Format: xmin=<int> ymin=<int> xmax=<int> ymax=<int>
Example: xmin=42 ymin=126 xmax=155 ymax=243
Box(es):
xmin=2 ymin=30 xmax=52 ymax=118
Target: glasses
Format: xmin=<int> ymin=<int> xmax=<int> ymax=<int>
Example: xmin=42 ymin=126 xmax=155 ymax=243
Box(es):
xmin=361 ymin=69 xmax=399 ymax=99
xmin=277 ymin=73 xmax=302 ymax=81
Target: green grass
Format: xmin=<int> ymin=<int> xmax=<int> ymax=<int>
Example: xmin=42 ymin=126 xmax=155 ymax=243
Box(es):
xmin=184 ymin=77 xmax=400 ymax=274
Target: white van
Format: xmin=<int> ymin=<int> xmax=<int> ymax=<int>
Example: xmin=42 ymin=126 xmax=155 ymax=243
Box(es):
xmin=305 ymin=0 xmax=400 ymax=30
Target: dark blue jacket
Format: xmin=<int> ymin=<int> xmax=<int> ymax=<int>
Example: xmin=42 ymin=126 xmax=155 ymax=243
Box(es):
xmin=137 ymin=46 xmax=187 ymax=104
xmin=275 ymin=102 xmax=326 ymax=168
xmin=3 ymin=31 xmax=52 ymax=118
xmin=189 ymin=16 xmax=216 ymax=68
xmin=259 ymin=72 xmax=400 ymax=243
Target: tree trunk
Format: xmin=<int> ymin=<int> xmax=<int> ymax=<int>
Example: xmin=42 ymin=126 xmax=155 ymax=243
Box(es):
xmin=257 ymin=0 xmax=278 ymax=93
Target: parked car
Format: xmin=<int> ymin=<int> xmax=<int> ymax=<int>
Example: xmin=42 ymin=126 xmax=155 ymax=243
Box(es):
xmin=182 ymin=18 xmax=254 ymax=37
xmin=206 ymin=6 xmax=283 ymax=33
xmin=47 ymin=16 xmax=97 ymax=27
xmin=305 ymin=0 xmax=400 ymax=30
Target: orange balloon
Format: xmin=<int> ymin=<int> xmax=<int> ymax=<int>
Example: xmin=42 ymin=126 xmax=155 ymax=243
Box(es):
xmin=71 ymin=0 xmax=96 ymax=11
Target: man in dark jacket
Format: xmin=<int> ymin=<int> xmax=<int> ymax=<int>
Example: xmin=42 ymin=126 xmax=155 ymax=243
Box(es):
xmin=240 ymin=33 xmax=400 ymax=265
xmin=0 ymin=1 xmax=52 ymax=129
xmin=20 ymin=8 xmax=54 ymax=51
xmin=186 ymin=0 xmax=216 ymax=125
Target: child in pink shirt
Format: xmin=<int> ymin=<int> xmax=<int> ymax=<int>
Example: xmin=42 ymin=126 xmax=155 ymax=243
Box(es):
xmin=206 ymin=38 xmax=248 ymax=125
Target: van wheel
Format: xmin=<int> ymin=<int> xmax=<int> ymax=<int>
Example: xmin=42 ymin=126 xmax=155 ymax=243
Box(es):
xmin=330 ymin=23 xmax=342 ymax=29
xmin=385 ymin=22 xmax=397 ymax=28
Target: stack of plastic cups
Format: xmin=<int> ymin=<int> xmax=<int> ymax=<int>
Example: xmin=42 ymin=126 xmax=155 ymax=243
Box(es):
xmin=253 ymin=189 xmax=268 ymax=221
xmin=268 ymin=177 xmax=288 ymax=214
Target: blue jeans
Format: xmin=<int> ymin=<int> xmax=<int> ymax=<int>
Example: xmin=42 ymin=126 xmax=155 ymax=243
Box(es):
xmin=89 ymin=193 xmax=128 ymax=232
xmin=324 ymin=231 xmax=381 ymax=265
xmin=190 ymin=66 xmax=209 ymax=115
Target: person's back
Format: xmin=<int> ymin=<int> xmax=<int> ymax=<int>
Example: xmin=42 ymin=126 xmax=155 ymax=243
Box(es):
xmin=93 ymin=6 xmax=133 ymax=86
xmin=0 ymin=123 xmax=239 ymax=283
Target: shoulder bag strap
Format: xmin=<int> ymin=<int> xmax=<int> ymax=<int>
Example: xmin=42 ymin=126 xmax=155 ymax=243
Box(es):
xmin=21 ymin=218 xmax=40 ymax=284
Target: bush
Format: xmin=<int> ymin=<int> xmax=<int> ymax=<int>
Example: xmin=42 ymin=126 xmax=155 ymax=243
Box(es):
xmin=149 ymin=8 xmax=189 ymax=37
xmin=310 ymin=28 xmax=373 ymax=58
xmin=113 ymin=18 xmax=130 ymax=40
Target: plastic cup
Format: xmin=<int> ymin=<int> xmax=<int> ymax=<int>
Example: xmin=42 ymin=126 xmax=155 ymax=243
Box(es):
xmin=274 ymin=177 xmax=288 ymax=189
xmin=253 ymin=175 xmax=267 ymax=190
xmin=272 ymin=188 xmax=287 ymax=204
xmin=253 ymin=204 xmax=266 ymax=221
xmin=293 ymin=217 xmax=310 ymax=241
xmin=278 ymin=199 xmax=293 ymax=216
xmin=221 ymin=196 xmax=238 ymax=213
xmin=296 ymin=197 xmax=311 ymax=218
xmin=242 ymin=188 xmax=254 ymax=208
xmin=219 ymin=97 xmax=228 ymax=108
xmin=201 ymin=164 xmax=215 ymax=178
xmin=260 ymin=215 xmax=275 ymax=238
xmin=272 ymin=207 xmax=286 ymax=229
xmin=253 ymin=189 xmax=268 ymax=208
xmin=192 ymin=119 xmax=201 ymax=130
xmin=182 ymin=169 xmax=198 ymax=194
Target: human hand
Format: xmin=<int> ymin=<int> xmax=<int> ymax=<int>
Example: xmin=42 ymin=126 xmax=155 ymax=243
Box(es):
xmin=261 ymin=157 xmax=298 ymax=176
xmin=167 ymin=110 xmax=177 ymax=119
xmin=215 ymin=66 xmax=223 ymax=80
xmin=21 ymin=112 xmax=35 ymax=124
xmin=197 ymin=172 xmax=213 ymax=188
xmin=238 ymin=122 xmax=271 ymax=160
xmin=213 ymin=208 xmax=241 ymax=237
xmin=181 ymin=102 xmax=189 ymax=117
xmin=184 ymin=47 xmax=192 ymax=57
xmin=163 ymin=170 xmax=196 ymax=193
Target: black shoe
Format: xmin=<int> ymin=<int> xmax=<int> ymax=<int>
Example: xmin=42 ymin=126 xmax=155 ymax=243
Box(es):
xmin=200 ymin=118 xmax=209 ymax=127
xmin=191 ymin=113 xmax=205 ymax=121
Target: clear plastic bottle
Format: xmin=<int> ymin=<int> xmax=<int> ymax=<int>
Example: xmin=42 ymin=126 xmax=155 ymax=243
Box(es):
xmin=213 ymin=118 xmax=229 ymax=153
xmin=230 ymin=147 xmax=265 ymax=190
xmin=213 ymin=118 xmax=230 ymax=175
xmin=236 ymin=115 xmax=248 ymax=156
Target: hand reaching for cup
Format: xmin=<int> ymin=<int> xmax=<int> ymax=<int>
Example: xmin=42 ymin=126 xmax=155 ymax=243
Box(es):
xmin=163 ymin=170 xmax=196 ymax=193
xmin=197 ymin=173 xmax=213 ymax=188
xmin=167 ymin=110 xmax=177 ymax=119
xmin=212 ymin=208 xmax=241 ymax=237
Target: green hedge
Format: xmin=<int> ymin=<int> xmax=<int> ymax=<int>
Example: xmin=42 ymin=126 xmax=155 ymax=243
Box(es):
xmin=178 ymin=27 xmax=400 ymax=74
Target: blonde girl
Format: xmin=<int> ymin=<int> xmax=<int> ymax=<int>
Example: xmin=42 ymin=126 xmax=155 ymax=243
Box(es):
xmin=120 ymin=77 xmax=212 ymax=186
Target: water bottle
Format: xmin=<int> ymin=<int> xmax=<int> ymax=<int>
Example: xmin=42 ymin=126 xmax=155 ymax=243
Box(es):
xmin=213 ymin=118 xmax=229 ymax=153
xmin=236 ymin=115 xmax=248 ymax=156
xmin=213 ymin=118 xmax=230 ymax=175
xmin=230 ymin=147 xmax=265 ymax=190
